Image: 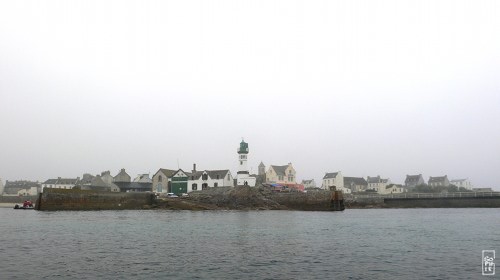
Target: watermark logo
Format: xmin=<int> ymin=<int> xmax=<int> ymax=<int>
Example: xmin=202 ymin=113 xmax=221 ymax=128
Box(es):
xmin=482 ymin=250 xmax=495 ymax=276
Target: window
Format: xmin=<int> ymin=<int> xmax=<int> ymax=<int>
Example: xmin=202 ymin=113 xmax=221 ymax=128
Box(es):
xmin=214 ymin=182 xmax=218 ymax=187
xmin=240 ymin=161 xmax=243 ymax=165
xmin=216 ymin=175 xmax=220 ymax=179
xmin=202 ymin=174 xmax=208 ymax=180
xmin=192 ymin=183 xmax=197 ymax=191
xmin=227 ymin=174 xmax=230 ymax=180
xmin=202 ymin=183 xmax=208 ymax=190
xmin=158 ymin=175 xmax=162 ymax=182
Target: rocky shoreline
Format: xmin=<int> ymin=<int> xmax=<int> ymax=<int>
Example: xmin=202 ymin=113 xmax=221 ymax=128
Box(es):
xmin=153 ymin=186 xmax=345 ymax=211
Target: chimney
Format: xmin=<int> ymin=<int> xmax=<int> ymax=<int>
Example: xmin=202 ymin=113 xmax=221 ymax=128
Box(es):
xmin=192 ymin=163 xmax=197 ymax=173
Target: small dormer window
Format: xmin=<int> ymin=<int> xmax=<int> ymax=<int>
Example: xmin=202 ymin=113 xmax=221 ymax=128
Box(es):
xmin=202 ymin=174 xmax=208 ymax=180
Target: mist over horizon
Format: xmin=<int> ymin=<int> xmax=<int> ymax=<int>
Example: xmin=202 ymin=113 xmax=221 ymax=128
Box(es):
xmin=1 ymin=0 xmax=499 ymax=190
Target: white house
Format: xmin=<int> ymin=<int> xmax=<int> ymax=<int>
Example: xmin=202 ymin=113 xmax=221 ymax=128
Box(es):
xmin=367 ymin=176 xmax=391 ymax=193
xmin=322 ymin=172 xmax=351 ymax=193
xmin=301 ymin=179 xmax=317 ymax=189
xmin=450 ymin=178 xmax=473 ymax=190
xmin=187 ymin=169 xmax=234 ymax=193
xmin=380 ymin=184 xmax=405 ymax=194
xmin=41 ymin=177 xmax=80 ymax=192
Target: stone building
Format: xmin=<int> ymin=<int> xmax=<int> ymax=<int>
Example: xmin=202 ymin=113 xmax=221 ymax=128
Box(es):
xmin=367 ymin=176 xmax=391 ymax=192
xmin=428 ymin=175 xmax=450 ymax=187
xmin=344 ymin=177 xmax=368 ymax=192
xmin=152 ymin=168 xmax=177 ymax=193
xmin=114 ymin=168 xmax=131 ymax=183
xmin=405 ymin=174 xmax=425 ymax=188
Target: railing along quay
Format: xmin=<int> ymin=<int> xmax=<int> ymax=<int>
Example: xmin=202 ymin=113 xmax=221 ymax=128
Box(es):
xmin=348 ymin=192 xmax=500 ymax=199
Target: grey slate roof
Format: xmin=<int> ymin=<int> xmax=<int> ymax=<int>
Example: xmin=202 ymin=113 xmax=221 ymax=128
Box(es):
xmin=386 ymin=184 xmax=403 ymax=189
xmin=270 ymin=165 xmax=288 ymax=176
xmin=43 ymin=178 xmax=79 ymax=185
xmin=428 ymin=176 xmax=448 ymax=183
xmin=43 ymin=179 xmax=58 ymax=184
xmin=156 ymin=169 xmax=177 ymax=178
xmin=405 ymin=175 xmax=423 ymax=183
xmin=344 ymin=177 xmax=368 ymax=186
xmin=323 ymin=172 xmax=339 ymax=179
xmin=207 ymin=170 xmax=230 ymax=180
xmin=302 ymin=179 xmax=313 ymax=184
xmin=189 ymin=170 xmax=230 ymax=180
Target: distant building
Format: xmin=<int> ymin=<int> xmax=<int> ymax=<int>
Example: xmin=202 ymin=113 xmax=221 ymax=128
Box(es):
xmin=170 ymin=169 xmax=190 ymax=194
xmin=100 ymin=171 xmax=114 ymax=185
xmin=114 ymin=168 xmax=131 ymax=183
xmin=86 ymin=175 xmax=111 ymax=192
xmin=236 ymin=140 xmax=256 ymax=186
xmin=41 ymin=177 xmax=79 ymax=192
xmin=344 ymin=177 xmax=368 ymax=193
xmin=266 ymin=163 xmax=297 ymax=184
xmin=258 ymin=162 xmax=266 ymax=176
xmin=322 ymin=172 xmax=350 ymax=193
xmin=80 ymin=173 xmax=95 ymax=186
xmin=82 ymin=174 xmax=120 ymax=192
xmin=4 ymin=180 xmax=40 ymax=195
xmin=0 ymin=178 xmax=4 ymax=195
xmin=322 ymin=172 xmax=343 ymax=190
xmin=133 ymin=174 xmax=152 ymax=183
xmin=302 ymin=179 xmax=317 ymax=189
xmin=428 ymin=175 xmax=450 ymax=187
xmin=187 ymin=165 xmax=234 ymax=192
xmin=367 ymin=176 xmax=391 ymax=192
xmin=152 ymin=168 xmax=177 ymax=193
xmin=114 ymin=182 xmax=152 ymax=193
xmin=450 ymin=178 xmax=473 ymax=190
xmin=380 ymin=184 xmax=405 ymax=194
xmin=405 ymin=174 xmax=425 ymax=188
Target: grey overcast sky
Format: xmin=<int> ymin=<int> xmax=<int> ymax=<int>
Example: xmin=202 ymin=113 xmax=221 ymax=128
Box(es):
xmin=1 ymin=0 xmax=499 ymax=189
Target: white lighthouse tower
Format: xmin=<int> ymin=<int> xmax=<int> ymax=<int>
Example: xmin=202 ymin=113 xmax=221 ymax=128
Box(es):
xmin=236 ymin=139 xmax=256 ymax=186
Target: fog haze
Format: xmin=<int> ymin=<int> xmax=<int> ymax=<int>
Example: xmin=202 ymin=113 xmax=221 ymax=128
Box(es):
xmin=1 ymin=0 xmax=499 ymax=189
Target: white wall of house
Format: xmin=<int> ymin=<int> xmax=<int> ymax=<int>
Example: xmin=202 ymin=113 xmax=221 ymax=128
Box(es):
xmin=379 ymin=185 xmax=405 ymax=194
xmin=187 ymin=171 xmax=234 ymax=192
xmin=450 ymin=179 xmax=473 ymax=190
xmin=322 ymin=172 xmax=344 ymax=190
xmin=236 ymin=175 xmax=256 ymax=187
xmin=17 ymin=186 xmax=39 ymax=196
xmin=266 ymin=163 xmax=296 ymax=184
xmin=41 ymin=183 xmax=77 ymax=192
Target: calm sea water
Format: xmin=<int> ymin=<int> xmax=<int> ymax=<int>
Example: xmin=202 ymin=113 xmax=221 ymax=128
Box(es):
xmin=0 ymin=208 xmax=498 ymax=279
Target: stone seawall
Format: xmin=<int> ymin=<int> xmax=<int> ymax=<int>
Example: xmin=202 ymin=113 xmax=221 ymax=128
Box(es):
xmin=36 ymin=189 xmax=155 ymax=211
xmin=384 ymin=196 xmax=500 ymax=208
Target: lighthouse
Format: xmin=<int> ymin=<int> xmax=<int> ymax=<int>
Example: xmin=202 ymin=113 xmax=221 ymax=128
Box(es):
xmin=236 ymin=139 xmax=256 ymax=186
